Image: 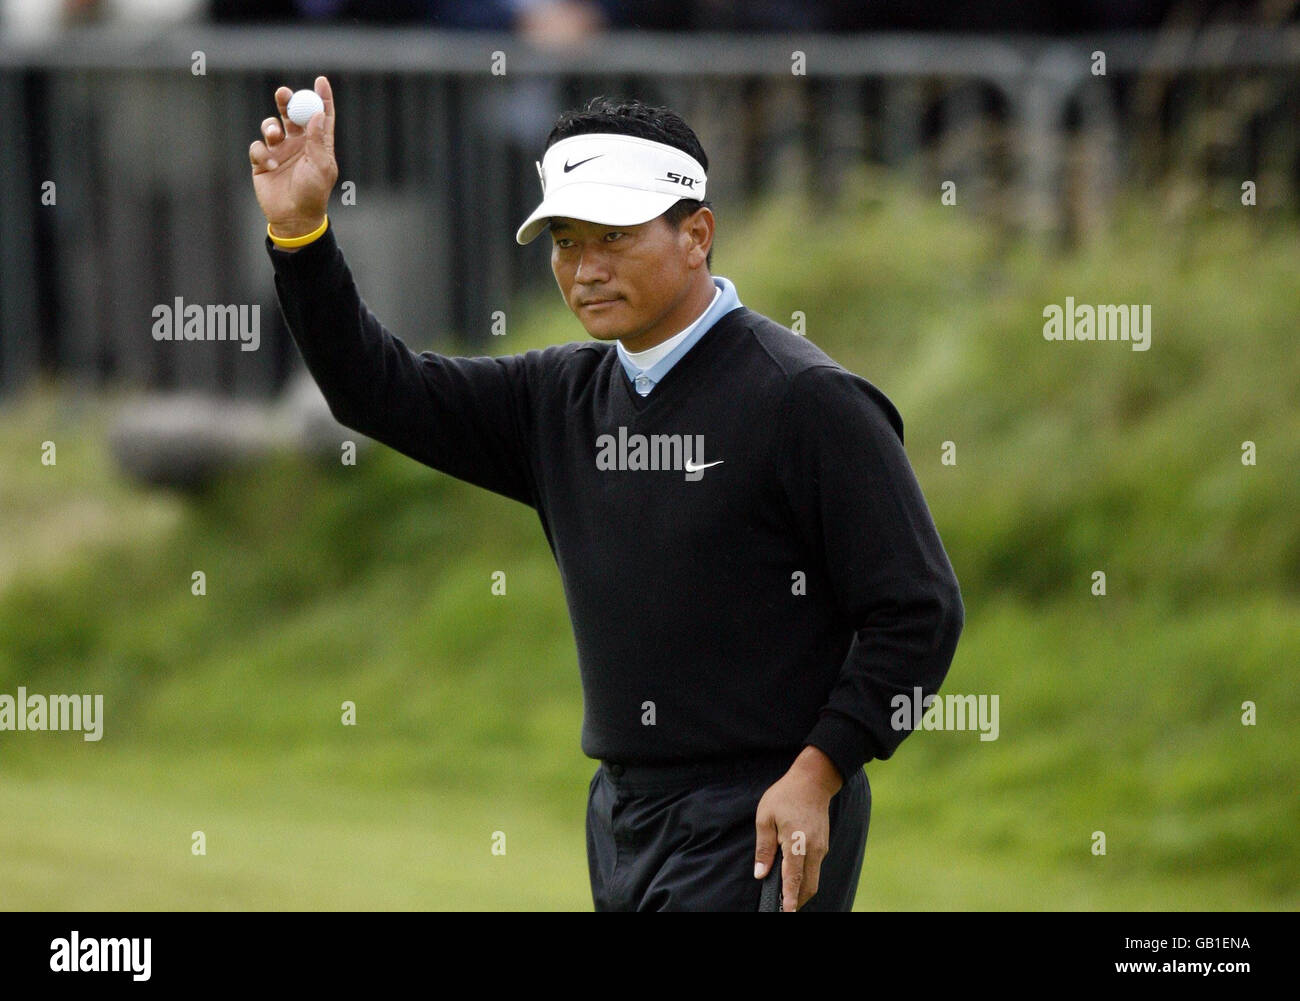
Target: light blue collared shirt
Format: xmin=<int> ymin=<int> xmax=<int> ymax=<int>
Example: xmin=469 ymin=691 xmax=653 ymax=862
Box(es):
xmin=615 ymin=276 xmax=743 ymax=396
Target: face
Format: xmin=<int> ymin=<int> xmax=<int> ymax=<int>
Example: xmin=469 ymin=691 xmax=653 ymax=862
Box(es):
xmin=549 ymin=208 xmax=713 ymax=353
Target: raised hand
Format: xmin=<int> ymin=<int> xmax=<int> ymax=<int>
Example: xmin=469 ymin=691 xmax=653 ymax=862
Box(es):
xmin=250 ymin=75 xmax=339 ymax=239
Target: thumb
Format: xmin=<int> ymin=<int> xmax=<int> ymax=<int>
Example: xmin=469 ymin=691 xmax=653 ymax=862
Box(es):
xmin=754 ymin=816 xmax=778 ymax=879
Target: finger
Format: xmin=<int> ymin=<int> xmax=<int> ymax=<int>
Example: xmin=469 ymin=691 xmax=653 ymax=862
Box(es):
xmin=753 ymin=813 xmax=778 ymax=879
xmin=260 ymin=116 xmax=284 ymax=148
xmin=782 ymin=840 xmax=804 ymax=912
xmin=800 ymin=859 xmax=821 ymax=909
xmin=315 ymin=75 xmax=335 ymax=154
xmin=274 ymin=86 xmax=305 ymax=137
xmin=249 ymin=139 xmax=278 ymax=173
xmin=790 ymin=830 xmax=823 ymax=907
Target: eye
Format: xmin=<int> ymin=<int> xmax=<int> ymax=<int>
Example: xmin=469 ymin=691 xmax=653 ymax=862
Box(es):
xmin=554 ymin=237 xmax=573 ymax=249
xmin=603 ymin=231 xmax=624 ymax=242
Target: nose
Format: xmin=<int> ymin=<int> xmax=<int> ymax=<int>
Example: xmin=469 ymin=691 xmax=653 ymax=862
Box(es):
xmin=573 ymin=242 xmax=611 ymax=285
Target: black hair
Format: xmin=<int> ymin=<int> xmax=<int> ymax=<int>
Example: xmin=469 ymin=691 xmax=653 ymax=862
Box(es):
xmin=545 ymin=96 xmax=713 ymax=269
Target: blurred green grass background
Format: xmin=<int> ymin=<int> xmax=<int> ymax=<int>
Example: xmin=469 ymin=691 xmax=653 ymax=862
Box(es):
xmin=1 ymin=170 xmax=1297 ymax=909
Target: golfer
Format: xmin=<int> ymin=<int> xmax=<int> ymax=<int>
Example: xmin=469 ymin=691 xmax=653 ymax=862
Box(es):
xmin=250 ymin=76 xmax=963 ymax=911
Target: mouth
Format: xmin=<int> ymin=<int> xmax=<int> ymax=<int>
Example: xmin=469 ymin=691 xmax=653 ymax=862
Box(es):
xmin=580 ymin=297 xmax=621 ymax=308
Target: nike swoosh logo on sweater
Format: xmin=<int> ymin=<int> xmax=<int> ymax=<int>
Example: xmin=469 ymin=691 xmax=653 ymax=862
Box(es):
xmin=684 ymin=459 xmax=724 ymax=472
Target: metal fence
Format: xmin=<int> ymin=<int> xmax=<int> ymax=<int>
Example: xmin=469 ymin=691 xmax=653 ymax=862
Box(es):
xmin=0 ymin=24 xmax=1296 ymax=401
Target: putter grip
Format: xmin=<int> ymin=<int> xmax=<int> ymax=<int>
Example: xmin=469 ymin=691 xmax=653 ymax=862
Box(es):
xmin=758 ymin=851 xmax=782 ymax=912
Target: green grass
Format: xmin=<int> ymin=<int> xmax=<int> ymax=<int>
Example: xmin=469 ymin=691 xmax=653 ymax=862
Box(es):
xmin=0 ymin=750 xmax=588 ymax=910
xmin=1 ymin=592 xmax=1292 ymax=910
xmin=1 ymin=172 xmax=1296 ymax=909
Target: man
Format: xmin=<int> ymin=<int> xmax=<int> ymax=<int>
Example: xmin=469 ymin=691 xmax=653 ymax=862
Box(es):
xmin=250 ymin=77 xmax=964 ymax=912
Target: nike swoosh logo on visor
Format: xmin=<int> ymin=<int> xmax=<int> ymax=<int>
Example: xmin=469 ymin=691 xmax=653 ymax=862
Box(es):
xmin=563 ymin=155 xmax=604 ymax=172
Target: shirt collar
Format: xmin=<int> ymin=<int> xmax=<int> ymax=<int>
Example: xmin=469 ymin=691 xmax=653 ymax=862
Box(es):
xmin=615 ymin=276 xmax=742 ymax=388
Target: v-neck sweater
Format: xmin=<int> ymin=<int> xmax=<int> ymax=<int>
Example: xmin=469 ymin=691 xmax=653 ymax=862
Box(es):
xmin=268 ymin=226 xmax=964 ymax=781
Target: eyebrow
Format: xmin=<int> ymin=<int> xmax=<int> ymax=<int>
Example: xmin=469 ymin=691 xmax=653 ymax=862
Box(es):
xmin=548 ymin=220 xmax=638 ymax=238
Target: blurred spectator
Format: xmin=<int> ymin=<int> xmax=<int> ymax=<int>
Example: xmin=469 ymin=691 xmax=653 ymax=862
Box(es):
xmin=516 ymin=0 xmax=608 ymax=45
xmin=610 ymin=0 xmax=833 ymax=30
xmin=211 ymin=0 xmax=423 ymax=22
xmin=6 ymin=0 xmax=1288 ymax=37
xmin=824 ymin=1 xmax=1183 ymax=33
xmin=210 ymin=0 xmax=611 ymax=34
xmin=3 ymin=0 xmax=202 ymax=41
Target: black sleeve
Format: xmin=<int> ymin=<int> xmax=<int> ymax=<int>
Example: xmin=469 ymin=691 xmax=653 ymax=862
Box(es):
xmin=267 ymin=225 xmax=538 ymax=508
xmin=779 ymin=364 xmax=965 ymax=781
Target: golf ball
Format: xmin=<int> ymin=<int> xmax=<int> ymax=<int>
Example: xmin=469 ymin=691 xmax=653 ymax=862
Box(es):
xmin=287 ymin=89 xmax=324 ymax=127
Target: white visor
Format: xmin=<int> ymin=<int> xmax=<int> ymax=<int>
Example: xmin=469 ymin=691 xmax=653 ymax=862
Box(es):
xmin=515 ymin=133 xmax=707 ymax=245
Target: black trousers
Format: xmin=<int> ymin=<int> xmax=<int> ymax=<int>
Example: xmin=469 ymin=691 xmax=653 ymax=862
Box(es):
xmin=586 ymin=750 xmax=870 ymax=911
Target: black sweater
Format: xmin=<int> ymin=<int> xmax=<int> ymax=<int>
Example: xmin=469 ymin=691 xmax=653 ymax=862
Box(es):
xmin=268 ymin=227 xmax=964 ymax=781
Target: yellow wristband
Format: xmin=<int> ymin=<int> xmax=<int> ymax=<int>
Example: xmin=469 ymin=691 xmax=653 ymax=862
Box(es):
xmin=268 ymin=215 xmax=329 ymax=248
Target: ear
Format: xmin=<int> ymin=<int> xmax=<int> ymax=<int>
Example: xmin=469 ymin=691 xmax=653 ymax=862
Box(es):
xmin=685 ymin=206 xmax=714 ymax=269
